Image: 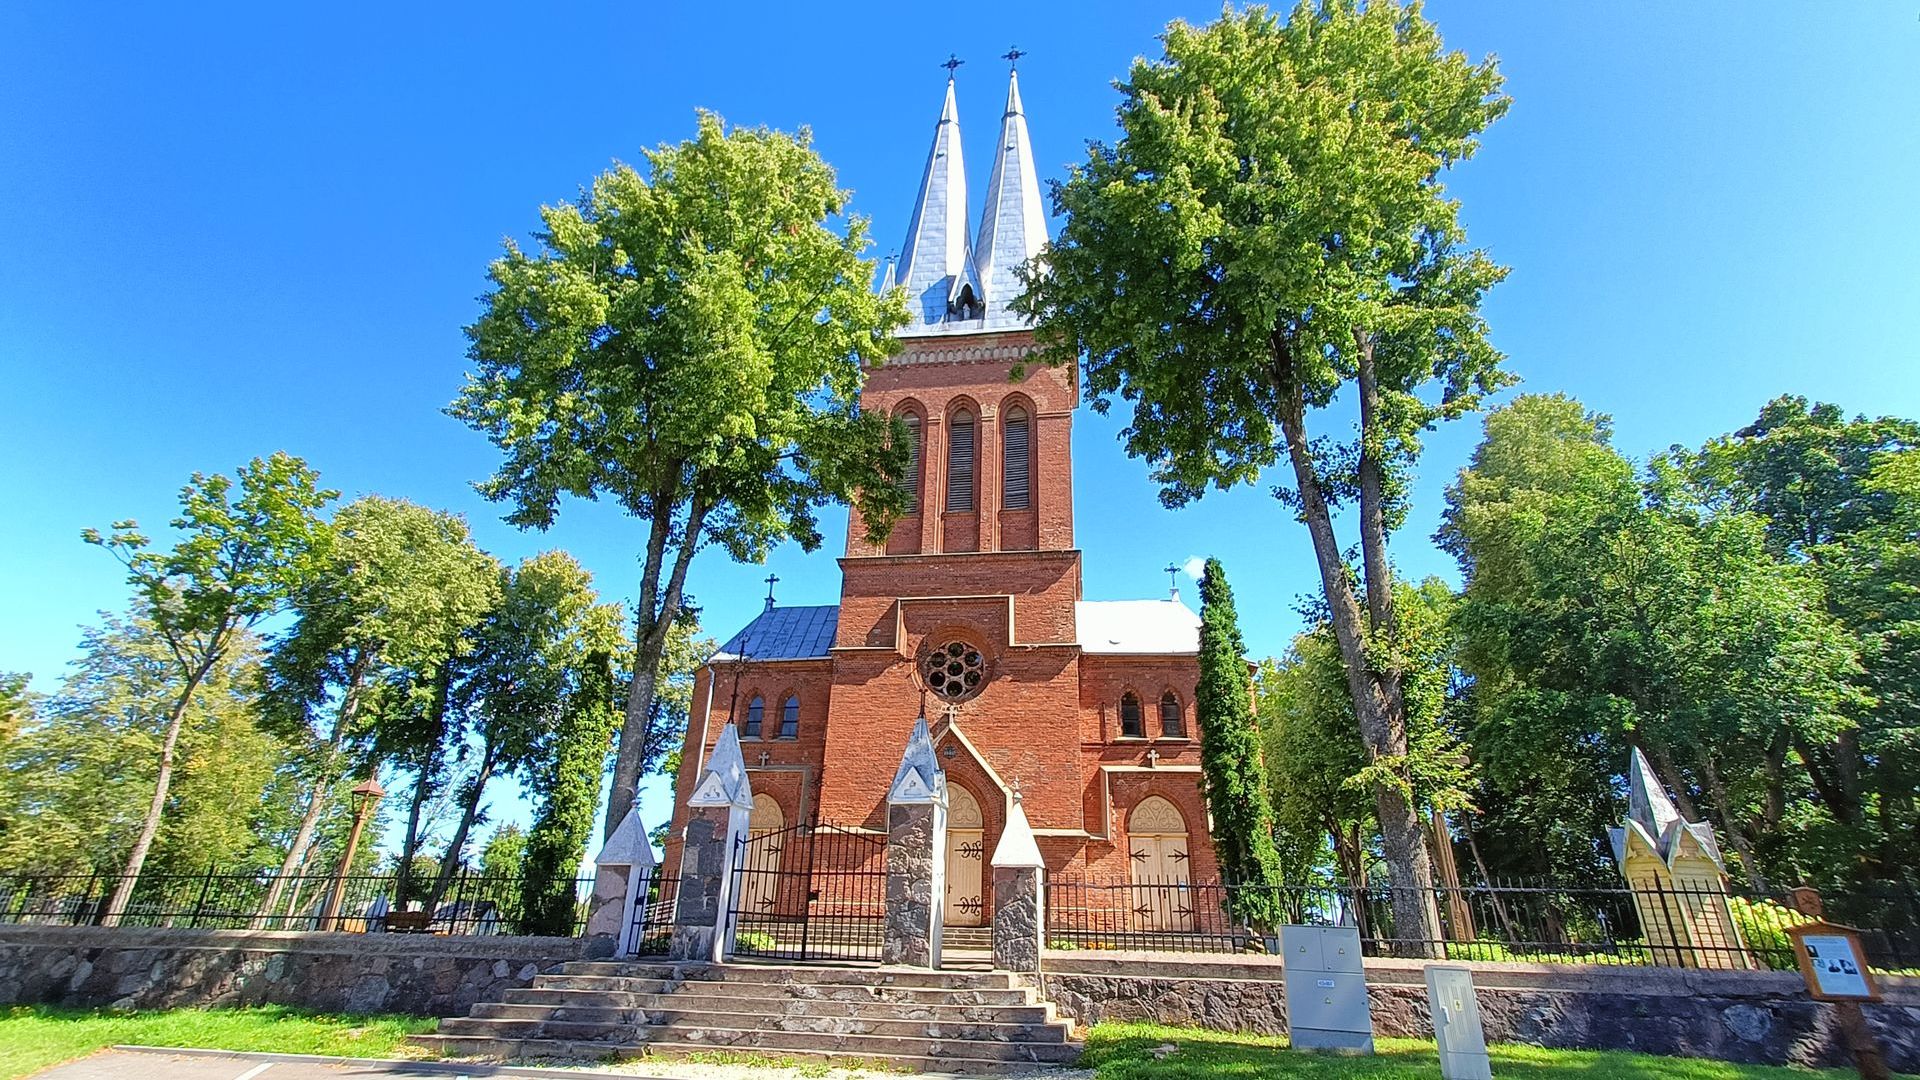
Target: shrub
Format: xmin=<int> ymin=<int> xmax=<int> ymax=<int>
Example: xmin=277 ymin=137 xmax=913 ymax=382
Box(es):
xmin=1727 ymin=897 xmax=1808 ymax=971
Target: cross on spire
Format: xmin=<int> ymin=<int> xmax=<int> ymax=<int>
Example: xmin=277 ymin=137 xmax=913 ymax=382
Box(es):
xmin=941 ymin=53 xmax=965 ymax=76
xmin=763 ymin=573 xmax=779 ymax=611
xmin=1002 ymin=46 xmax=1026 ymax=69
xmin=1165 ymin=563 xmax=1182 ymax=600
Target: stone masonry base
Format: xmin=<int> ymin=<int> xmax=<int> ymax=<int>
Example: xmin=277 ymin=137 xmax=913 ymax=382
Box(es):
xmin=1042 ymin=951 xmax=1920 ymax=1072
xmin=0 ymin=925 xmax=607 ymax=1017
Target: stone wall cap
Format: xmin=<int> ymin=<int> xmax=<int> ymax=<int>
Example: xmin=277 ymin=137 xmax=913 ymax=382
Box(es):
xmin=595 ymin=804 xmax=658 ymax=869
xmin=888 ymin=715 xmax=947 ymax=806
xmin=688 ymin=722 xmax=754 ymax=810
xmin=991 ymin=794 xmax=1045 ymax=868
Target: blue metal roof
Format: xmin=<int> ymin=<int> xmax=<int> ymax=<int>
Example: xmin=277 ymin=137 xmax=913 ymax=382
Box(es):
xmin=713 ymin=605 xmax=840 ymax=662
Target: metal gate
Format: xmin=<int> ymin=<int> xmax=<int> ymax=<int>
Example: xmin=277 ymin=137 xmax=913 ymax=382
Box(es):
xmin=727 ymin=823 xmax=887 ymax=964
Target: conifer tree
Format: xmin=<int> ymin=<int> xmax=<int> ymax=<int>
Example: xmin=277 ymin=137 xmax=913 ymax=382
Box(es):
xmin=1195 ymin=558 xmax=1286 ymax=930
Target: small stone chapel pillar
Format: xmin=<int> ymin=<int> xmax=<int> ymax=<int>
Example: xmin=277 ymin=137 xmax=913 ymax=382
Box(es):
xmin=991 ymin=788 xmax=1046 ymax=974
xmin=670 ymin=723 xmax=753 ymax=963
xmin=588 ymin=800 xmax=658 ymax=955
xmin=884 ymin=715 xmax=948 ymax=967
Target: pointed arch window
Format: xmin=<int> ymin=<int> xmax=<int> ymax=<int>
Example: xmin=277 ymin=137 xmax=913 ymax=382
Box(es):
xmin=947 ymin=409 xmax=975 ymax=512
xmin=900 ymin=413 xmax=923 ymax=513
xmin=1159 ymin=691 xmax=1186 ymax=738
xmin=1002 ymin=406 xmax=1030 ymax=510
xmin=1119 ymin=692 xmax=1144 ymax=739
xmin=779 ymin=695 xmax=799 ymax=739
xmin=744 ymin=695 xmax=764 ymax=739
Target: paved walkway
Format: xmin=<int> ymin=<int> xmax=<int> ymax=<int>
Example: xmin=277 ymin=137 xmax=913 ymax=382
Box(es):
xmin=32 ymin=1047 xmax=1091 ymax=1080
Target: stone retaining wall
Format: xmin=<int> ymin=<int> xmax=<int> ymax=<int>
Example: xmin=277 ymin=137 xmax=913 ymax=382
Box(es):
xmin=1042 ymin=951 xmax=1920 ymax=1071
xmin=0 ymin=925 xmax=607 ymax=1017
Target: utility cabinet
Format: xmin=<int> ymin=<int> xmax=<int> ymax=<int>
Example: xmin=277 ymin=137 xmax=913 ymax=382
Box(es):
xmin=1280 ymin=924 xmax=1375 ymax=1053
xmin=1425 ymin=965 xmax=1492 ymax=1080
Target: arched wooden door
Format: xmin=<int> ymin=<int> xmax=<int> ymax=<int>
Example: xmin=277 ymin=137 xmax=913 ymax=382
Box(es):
xmin=1128 ymin=796 xmax=1193 ymax=932
xmin=944 ymin=784 xmax=987 ymax=926
xmin=742 ymin=793 xmax=785 ymax=917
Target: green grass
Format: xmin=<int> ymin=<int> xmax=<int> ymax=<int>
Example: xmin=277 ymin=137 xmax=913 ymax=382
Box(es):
xmin=1081 ymin=1022 xmax=1915 ymax=1079
xmin=0 ymin=1004 xmax=437 ymax=1080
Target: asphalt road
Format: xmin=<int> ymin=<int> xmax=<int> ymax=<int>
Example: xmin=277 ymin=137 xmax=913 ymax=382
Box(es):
xmin=32 ymin=1048 xmax=666 ymax=1080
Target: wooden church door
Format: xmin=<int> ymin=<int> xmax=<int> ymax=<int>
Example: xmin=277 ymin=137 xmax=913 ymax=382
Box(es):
xmin=1128 ymin=796 xmax=1193 ymax=932
xmin=743 ymin=794 xmax=785 ymax=917
xmin=944 ymin=784 xmax=986 ymax=926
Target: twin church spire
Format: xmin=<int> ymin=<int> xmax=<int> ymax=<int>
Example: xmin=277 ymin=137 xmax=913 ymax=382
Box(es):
xmin=892 ymin=61 xmax=1048 ymax=336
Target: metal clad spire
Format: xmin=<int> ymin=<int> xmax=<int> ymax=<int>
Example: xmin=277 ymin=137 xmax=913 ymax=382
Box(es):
xmin=973 ymin=65 xmax=1049 ymax=329
xmin=896 ymin=72 xmax=975 ymax=332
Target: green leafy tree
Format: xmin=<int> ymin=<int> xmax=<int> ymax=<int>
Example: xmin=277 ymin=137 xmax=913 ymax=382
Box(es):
xmin=83 ymin=453 xmax=334 ymax=923
xmin=478 ymin=823 xmax=528 ymax=929
xmin=0 ymin=614 xmax=293 ymax=879
xmin=451 ymin=111 xmax=911 ymax=839
xmin=1016 ymin=1 xmax=1508 ymax=944
xmin=1441 ymin=395 xmax=1860 ymax=888
xmin=521 ymin=649 xmax=619 ymax=936
xmin=433 ymin=552 xmax=627 ymax=910
xmin=1258 ymin=579 xmax=1470 ymax=894
xmin=258 ymin=496 xmax=500 ymax=917
xmin=1665 ymin=398 xmax=1920 ymax=881
xmin=0 ymin=673 xmax=29 ymax=747
xmin=1195 ymin=559 xmax=1286 ymax=928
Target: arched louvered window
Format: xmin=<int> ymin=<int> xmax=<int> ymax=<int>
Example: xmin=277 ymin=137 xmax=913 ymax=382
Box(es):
xmin=780 ymin=695 xmax=799 ymax=739
xmin=901 ymin=414 xmax=922 ymax=513
xmin=1120 ymin=692 xmax=1144 ymax=739
xmin=744 ymin=695 xmax=764 ymax=739
xmin=1159 ymin=691 xmax=1186 ymax=738
xmin=947 ymin=409 xmax=975 ymax=512
xmin=1002 ymin=406 xmax=1030 ymax=510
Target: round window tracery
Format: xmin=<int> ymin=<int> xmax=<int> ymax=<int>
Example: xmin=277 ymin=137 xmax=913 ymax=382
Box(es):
xmin=922 ymin=639 xmax=986 ymax=701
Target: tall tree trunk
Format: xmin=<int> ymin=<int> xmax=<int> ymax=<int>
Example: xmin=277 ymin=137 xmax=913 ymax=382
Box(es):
xmin=1699 ymin=754 xmax=1765 ymax=890
xmin=396 ymin=663 xmax=453 ymax=906
xmin=427 ymin=737 xmax=499 ymax=911
xmin=255 ymin=654 xmax=370 ymax=925
xmin=1268 ymin=330 xmax=1441 ymax=955
xmin=100 ymin=653 xmax=218 ymax=926
xmin=606 ymin=490 xmax=709 ymax=840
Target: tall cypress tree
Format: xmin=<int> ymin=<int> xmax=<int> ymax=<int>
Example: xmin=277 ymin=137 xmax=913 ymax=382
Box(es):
xmin=1196 ymin=558 xmax=1286 ymax=929
xmin=520 ymin=650 xmax=620 ymax=937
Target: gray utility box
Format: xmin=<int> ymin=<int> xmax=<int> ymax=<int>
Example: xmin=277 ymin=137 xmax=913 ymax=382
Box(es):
xmin=1281 ymin=924 xmax=1375 ymax=1054
xmin=1425 ymin=965 xmax=1492 ymax=1080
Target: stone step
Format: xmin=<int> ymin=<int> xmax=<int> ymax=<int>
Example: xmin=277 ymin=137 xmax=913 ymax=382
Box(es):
xmin=646 ymin=1008 xmax=1071 ymax=1043
xmin=647 ymin=1026 xmax=1084 ymax=1065
xmin=647 ymin=993 xmax=1056 ymax=1024
xmin=670 ymin=978 xmax=1034 ymax=1007
xmin=406 ymin=1033 xmax=648 ymax=1061
xmin=501 ymin=987 xmax=662 ymax=1010
xmin=560 ymin=960 xmax=1015 ymax=990
xmin=529 ymin=974 xmax=676 ymax=993
xmin=471 ymin=1002 xmax=652 ymax=1025
xmin=434 ymin=1016 xmax=639 ymax=1043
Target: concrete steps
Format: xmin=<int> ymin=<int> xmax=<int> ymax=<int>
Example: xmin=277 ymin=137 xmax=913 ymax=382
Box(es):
xmin=410 ymin=958 xmax=1079 ymax=1074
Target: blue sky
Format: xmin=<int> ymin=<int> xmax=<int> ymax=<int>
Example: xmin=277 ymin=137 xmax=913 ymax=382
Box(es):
xmin=3 ymin=2 xmax=1917 ymax=852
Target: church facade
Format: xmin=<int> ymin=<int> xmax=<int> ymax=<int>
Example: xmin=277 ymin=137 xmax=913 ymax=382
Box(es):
xmin=662 ymin=70 xmax=1219 ymax=928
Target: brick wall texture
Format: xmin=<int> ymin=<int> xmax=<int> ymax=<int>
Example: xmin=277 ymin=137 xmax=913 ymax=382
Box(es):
xmin=665 ymin=331 xmax=1220 ymax=918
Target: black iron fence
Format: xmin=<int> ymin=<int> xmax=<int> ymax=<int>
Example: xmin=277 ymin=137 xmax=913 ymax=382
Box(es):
xmin=0 ymin=868 xmax=596 ymax=937
xmin=627 ymin=871 xmax=678 ymax=955
xmin=1045 ymin=878 xmax=1920 ymax=973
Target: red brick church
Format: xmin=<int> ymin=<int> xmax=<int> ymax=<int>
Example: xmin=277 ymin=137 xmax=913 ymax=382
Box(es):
xmin=664 ymin=69 xmax=1219 ymax=928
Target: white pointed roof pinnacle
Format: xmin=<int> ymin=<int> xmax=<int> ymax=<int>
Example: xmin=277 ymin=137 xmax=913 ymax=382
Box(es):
xmin=973 ymin=68 xmax=1049 ymax=330
xmin=595 ymin=802 xmax=658 ymax=870
xmin=991 ymin=786 xmax=1045 ymax=869
xmin=888 ymin=713 xmax=946 ymax=805
xmin=688 ymin=722 xmax=754 ymax=811
xmin=896 ymin=77 xmax=976 ymax=333
xmin=1609 ymin=746 xmax=1726 ymax=873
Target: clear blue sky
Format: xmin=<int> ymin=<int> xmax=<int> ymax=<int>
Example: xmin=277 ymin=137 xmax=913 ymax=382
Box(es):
xmin=3 ymin=2 xmax=1916 ymax=852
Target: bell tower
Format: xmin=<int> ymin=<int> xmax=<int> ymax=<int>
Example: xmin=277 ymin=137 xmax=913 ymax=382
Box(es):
xmin=848 ymin=63 xmax=1073 ymax=558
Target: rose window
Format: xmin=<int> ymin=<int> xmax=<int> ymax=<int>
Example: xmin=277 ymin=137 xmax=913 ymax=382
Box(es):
xmin=922 ymin=640 xmax=986 ymax=701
